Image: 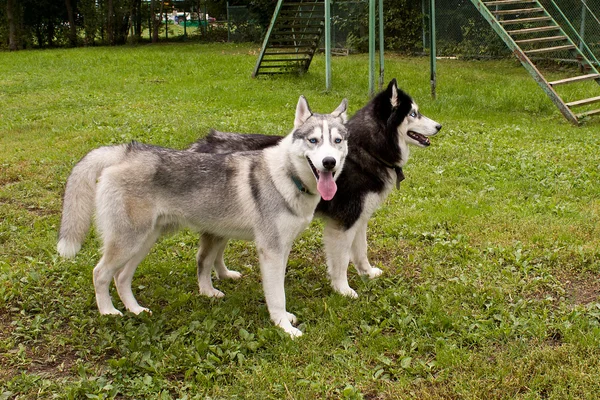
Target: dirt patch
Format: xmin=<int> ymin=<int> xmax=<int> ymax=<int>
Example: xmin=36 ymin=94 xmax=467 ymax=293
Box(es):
xmin=0 ymin=327 xmax=83 ymax=382
xmin=0 ymin=175 xmax=21 ymax=187
xmin=369 ymin=242 xmax=423 ymax=282
xmin=0 ymin=197 xmax=59 ymax=216
xmin=25 ymin=347 xmax=80 ymax=380
xmin=528 ymin=267 xmax=600 ymax=308
xmin=561 ymin=273 xmax=600 ymax=306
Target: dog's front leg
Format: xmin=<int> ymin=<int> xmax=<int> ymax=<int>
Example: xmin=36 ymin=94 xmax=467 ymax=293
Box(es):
xmin=350 ymin=220 xmax=383 ymax=279
xmin=323 ymin=222 xmax=358 ymax=298
xmin=256 ymin=243 xmax=301 ymax=338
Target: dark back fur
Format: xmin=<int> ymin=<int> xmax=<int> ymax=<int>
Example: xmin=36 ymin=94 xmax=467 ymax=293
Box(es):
xmin=191 ymin=79 xmax=413 ymax=230
xmin=316 ymin=79 xmax=413 ymax=228
xmin=189 ymin=129 xmax=282 ymax=153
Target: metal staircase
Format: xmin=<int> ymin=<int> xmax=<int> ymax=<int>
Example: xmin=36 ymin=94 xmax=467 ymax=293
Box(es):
xmin=252 ymin=0 xmax=325 ymax=77
xmin=470 ymin=0 xmax=600 ymax=124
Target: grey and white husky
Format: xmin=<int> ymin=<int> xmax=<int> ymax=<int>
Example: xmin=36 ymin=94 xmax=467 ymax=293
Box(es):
xmin=190 ymin=79 xmax=441 ymax=297
xmin=57 ymin=96 xmax=349 ymax=337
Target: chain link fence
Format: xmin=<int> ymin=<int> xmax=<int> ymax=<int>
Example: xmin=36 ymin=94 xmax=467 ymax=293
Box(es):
xmin=226 ymin=4 xmax=263 ymax=43
xmin=431 ymin=0 xmax=600 ymax=60
xmin=225 ymin=0 xmax=599 ymax=61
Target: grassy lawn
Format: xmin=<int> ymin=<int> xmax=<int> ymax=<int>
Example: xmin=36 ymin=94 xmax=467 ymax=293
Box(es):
xmin=1 ymin=42 xmax=600 ymax=399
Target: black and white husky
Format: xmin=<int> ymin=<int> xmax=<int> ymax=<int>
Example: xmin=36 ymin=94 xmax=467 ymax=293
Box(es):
xmin=190 ymin=79 xmax=441 ymax=297
xmin=57 ymin=96 xmax=349 ymax=337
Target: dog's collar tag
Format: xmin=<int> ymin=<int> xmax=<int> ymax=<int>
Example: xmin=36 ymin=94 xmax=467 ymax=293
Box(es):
xmin=291 ymin=175 xmax=313 ymax=195
xmin=394 ymin=167 xmax=405 ymax=189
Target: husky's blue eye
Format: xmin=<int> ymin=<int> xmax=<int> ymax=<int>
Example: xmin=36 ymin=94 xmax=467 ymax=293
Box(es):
xmin=309 ymin=138 xmax=318 ymax=144
xmin=410 ymin=111 xmax=417 ymax=118
xmin=334 ymin=138 xmax=342 ymax=144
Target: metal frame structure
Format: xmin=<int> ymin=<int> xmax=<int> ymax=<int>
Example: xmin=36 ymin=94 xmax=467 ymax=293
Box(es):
xmin=427 ymin=0 xmax=600 ymax=124
xmin=253 ymin=0 xmax=325 ymax=79
xmin=253 ymin=0 xmax=385 ymax=95
xmin=468 ymin=0 xmax=600 ymax=124
xmin=367 ymin=0 xmax=385 ymax=96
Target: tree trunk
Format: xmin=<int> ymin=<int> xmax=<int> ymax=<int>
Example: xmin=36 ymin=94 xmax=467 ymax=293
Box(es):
xmin=127 ymin=0 xmax=135 ymax=43
xmin=135 ymin=0 xmax=142 ymax=39
xmin=152 ymin=0 xmax=164 ymax=43
xmin=48 ymin=21 xmax=55 ymax=47
xmin=107 ymin=0 xmax=114 ymax=45
xmin=7 ymin=0 xmax=17 ymax=50
xmin=65 ymin=0 xmax=77 ymax=47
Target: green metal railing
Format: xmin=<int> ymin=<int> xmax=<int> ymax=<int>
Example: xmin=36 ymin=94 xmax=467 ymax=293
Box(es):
xmin=546 ymin=0 xmax=600 ymax=66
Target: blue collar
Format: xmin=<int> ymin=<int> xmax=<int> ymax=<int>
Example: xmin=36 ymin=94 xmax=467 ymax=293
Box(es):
xmin=291 ymin=175 xmax=313 ymax=195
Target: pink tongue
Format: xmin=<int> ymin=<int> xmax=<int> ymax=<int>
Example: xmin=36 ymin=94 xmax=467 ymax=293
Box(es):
xmin=317 ymin=171 xmax=337 ymax=201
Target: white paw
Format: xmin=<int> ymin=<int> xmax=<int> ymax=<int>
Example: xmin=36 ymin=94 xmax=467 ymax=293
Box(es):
xmin=366 ymin=267 xmax=383 ymax=279
xmin=199 ymin=287 xmax=225 ymax=298
xmin=99 ymin=308 xmax=123 ymax=316
xmin=217 ymin=270 xmax=242 ymax=280
xmin=283 ymin=325 xmax=303 ymax=338
xmin=333 ymin=285 xmax=358 ymax=299
xmin=274 ymin=314 xmax=302 ymax=338
xmin=286 ymin=312 xmax=298 ymax=325
xmin=129 ymin=306 xmax=152 ymax=315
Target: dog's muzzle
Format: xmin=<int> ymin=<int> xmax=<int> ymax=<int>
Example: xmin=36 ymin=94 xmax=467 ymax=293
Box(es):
xmin=306 ymin=156 xmax=338 ymax=201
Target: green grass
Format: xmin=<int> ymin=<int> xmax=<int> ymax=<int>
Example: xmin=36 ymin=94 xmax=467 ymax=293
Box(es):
xmin=1 ymin=43 xmax=600 ymax=399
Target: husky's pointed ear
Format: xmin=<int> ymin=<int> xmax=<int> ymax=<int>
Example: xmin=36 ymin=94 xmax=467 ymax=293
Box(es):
xmin=331 ymin=98 xmax=348 ymax=123
xmin=388 ymin=78 xmax=399 ymax=108
xmin=294 ymin=95 xmax=312 ymax=129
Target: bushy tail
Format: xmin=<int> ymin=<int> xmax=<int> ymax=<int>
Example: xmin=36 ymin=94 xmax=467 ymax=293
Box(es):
xmin=57 ymin=144 xmax=129 ymax=258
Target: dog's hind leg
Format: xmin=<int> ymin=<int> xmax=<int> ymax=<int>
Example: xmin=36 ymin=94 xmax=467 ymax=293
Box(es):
xmin=196 ymin=234 xmax=228 ymax=298
xmin=113 ymin=229 xmax=161 ymax=315
xmin=323 ymin=221 xmax=358 ymax=298
xmin=93 ymin=241 xmax=139 ymax=315
xmin=213 ymin=239 xmax=242 ymax=280
xmin=350 ymin=220 xmax=382 ymax=279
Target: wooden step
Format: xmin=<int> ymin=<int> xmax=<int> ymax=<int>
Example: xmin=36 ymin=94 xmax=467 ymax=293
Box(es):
xmin=278 ymin=16 xmax=324 ymax=21
xmin=271 ymin=30 xmax=322 ymax=36
xmin=279 ymin=10 xmax=322 ymax=15
xmin=492 ymin=7 xmax=544 ymax=15
xmin=576 ymin=109 xmax=600 ymax=118
xmin=549 ymin=73 xmax=600 ymax=86
xmin=270 ymin=39 xmax=318 ymax=44
xmin=566 ymin=96 xmax=600 ymax=108
xmin=280 ymin=6 xmax=323 ymax=10
xmin=273 ymin=24 xmax=323 ymax=30
xmin=507 ymin=25 xmax=560 ymax=35
xmin=274 ymin=25 xmax=323 ymax=33
xmin=278 ymin=14 xmax=322 ymax=18
xmin=264 ymin=51 xmax=314 ymax=56
xmin=258 ymin=63 xmax=305 ymax=68
xmin=279 ymin=11 xmax=323 ymax=17
xmin=257 ymin=71 xmax=299 ymax=75
xmin=269 ymin=44 xmax=316 ymax=49
xmin=499 ymin=16 xmax=552 ymax=25
xmin=515 ymin=35 xmax=567 ymax=44
xmin=257 ymin=65 xmax=304 ymax=70
xmin=281 ymin=2 xmax=325 ymax=6
xmin=525 ymin=44 xmax=575 ymax=54
xmin=270 ymin=39 xmax=319 ymax=45
xmin=260 ymin=58 xmax=310 ymax=63
xmin=271 ymin=30 xmax=322 ymax=35
xmin=485 ymin=0 xmax=536 ymax=5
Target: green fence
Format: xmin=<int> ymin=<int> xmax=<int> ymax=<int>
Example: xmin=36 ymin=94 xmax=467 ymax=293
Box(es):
xmin=225 ymin=0 xmax=600 ymax=61
xmin=431 ymin=0 xmax=600 ymax=60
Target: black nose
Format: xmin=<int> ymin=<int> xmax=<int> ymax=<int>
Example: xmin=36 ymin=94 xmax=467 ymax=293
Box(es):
xmin=436 ymin=124 xmax=442 ymax=131
xmin=322 ymin=157 xmax=336 ymax=170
